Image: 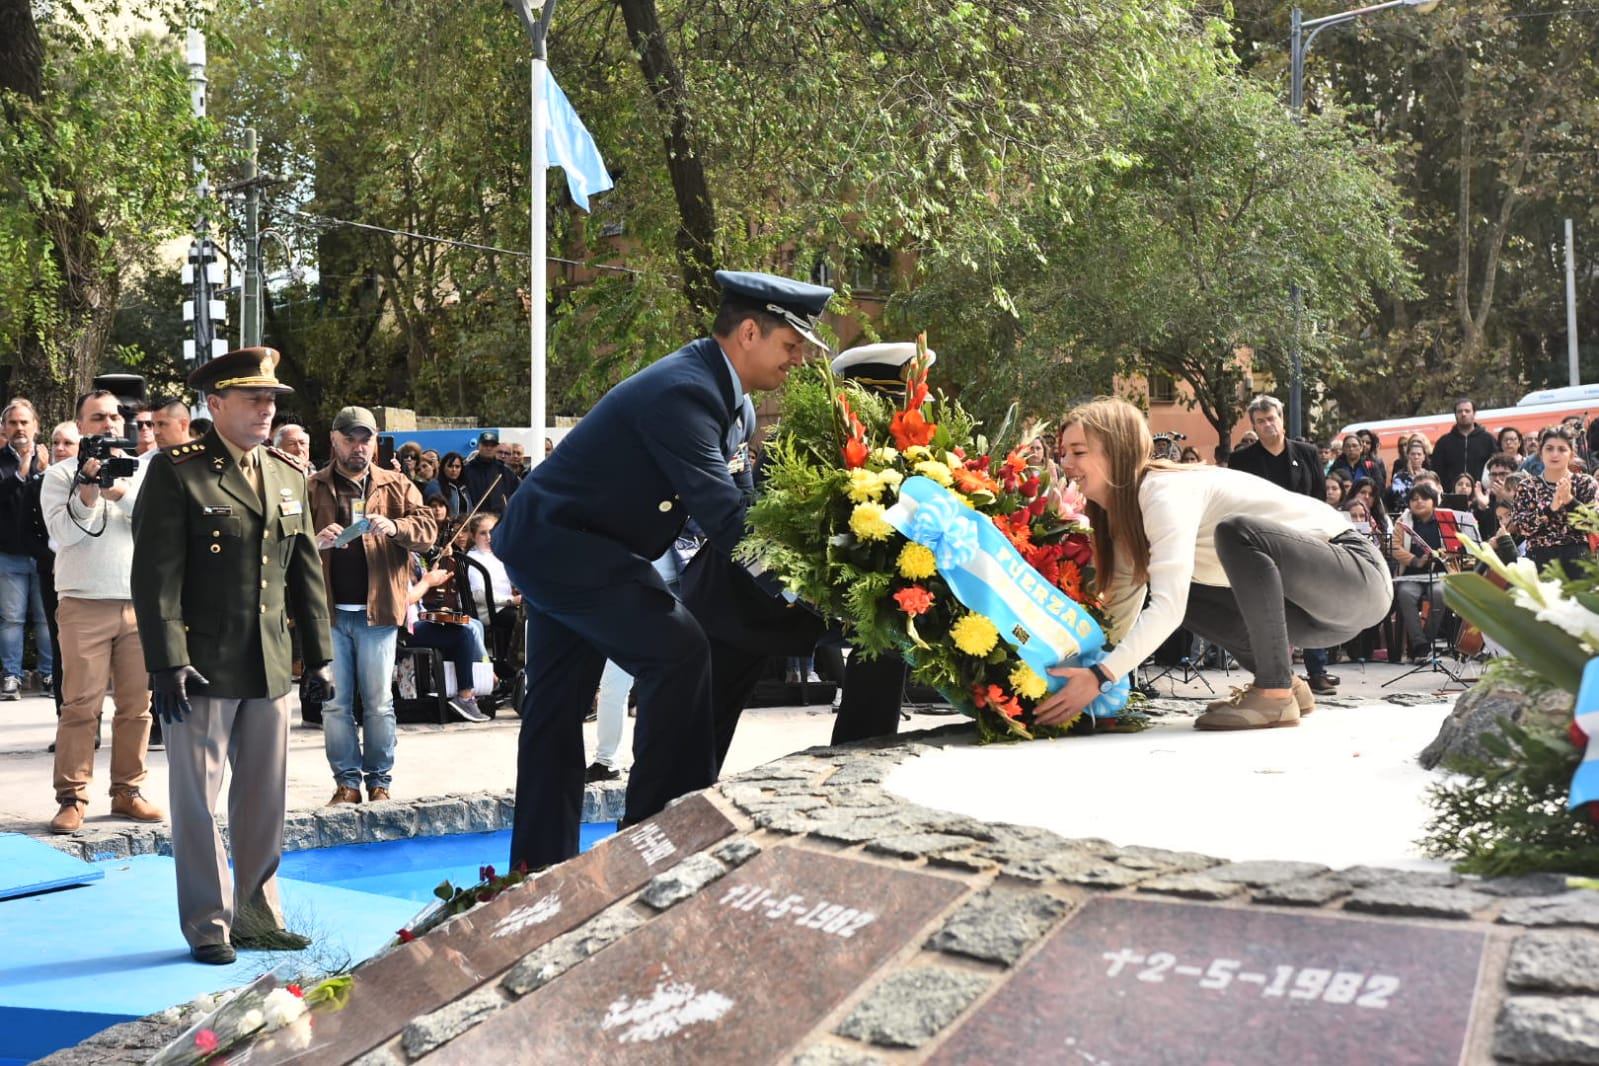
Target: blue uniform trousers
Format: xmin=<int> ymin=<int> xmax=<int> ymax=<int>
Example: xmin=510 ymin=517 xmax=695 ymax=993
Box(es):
xmin=511 ymin=562 xmax=716 ymax=871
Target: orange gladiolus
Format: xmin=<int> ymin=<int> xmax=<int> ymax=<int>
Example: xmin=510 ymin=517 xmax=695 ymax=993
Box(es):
xmin=890 ymin=408 xmax=935 ymax=451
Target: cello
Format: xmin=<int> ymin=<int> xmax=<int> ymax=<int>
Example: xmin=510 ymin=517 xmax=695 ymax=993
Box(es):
xmin=1453 ymin=531 xmax=1517 ymax=658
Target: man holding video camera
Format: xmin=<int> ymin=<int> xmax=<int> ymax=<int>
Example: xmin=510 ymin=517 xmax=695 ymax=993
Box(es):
xmin=41 ymin=389 xmax=162 ymax=834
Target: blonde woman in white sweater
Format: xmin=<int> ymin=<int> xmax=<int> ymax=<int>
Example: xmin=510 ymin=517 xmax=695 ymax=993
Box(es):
xmin=1036 ymin=398 xmax=1392 ymax=731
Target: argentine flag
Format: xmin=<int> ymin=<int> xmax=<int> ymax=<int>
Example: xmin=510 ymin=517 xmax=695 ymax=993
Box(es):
xmin=1571 ymin=659 xmax=1599 ymax=811
xmin=545 ymin=72 xmax=613 ymax=212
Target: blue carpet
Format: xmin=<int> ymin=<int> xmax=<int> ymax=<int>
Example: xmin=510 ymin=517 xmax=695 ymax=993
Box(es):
xmin=0 ymin=825 xmax=617 ymax=1062
xmin=0 ymin=833 xmax=101 ymax=900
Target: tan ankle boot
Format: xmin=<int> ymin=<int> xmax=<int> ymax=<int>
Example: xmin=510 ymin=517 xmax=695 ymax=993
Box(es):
xmin=49 ymin=799 xmax=85 ymax=834
xmin=110 ymin=788 xmax=165 ymax=822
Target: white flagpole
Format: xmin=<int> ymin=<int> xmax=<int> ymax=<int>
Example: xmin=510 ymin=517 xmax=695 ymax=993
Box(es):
xmin=530 ymin=56 xmax=548 ymax=465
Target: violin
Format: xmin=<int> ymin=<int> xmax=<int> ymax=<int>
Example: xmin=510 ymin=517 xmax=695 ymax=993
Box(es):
xmin=413 ymin=475 xmax=505 ymax=627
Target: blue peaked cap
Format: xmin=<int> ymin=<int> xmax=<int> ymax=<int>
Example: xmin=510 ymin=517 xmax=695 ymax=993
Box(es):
xmin=715 ymin=270 xmax=834 ymax=351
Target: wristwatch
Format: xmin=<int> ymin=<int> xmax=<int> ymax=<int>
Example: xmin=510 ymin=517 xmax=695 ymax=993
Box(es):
xmin=1089 ymin=663 xmax=1117 ymax=693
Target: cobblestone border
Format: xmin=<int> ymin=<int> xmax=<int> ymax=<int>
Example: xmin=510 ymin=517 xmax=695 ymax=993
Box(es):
xmin=37 ymin=726 xmax=1599 ymax=1065
xmin=26 ymin=781 xmax=628 ymax=862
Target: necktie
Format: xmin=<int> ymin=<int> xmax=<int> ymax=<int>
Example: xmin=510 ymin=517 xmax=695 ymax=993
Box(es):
xmin=239 ymin=448 xmax=263 ymax=504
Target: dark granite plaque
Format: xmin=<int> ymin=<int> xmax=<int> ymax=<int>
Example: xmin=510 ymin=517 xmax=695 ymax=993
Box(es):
xmin=929 ymin=896 xmax=1488 ymax=1066
xmin=250 ymin=793 xmax=734 ymax=1064
xmin=429 ymin=845 xmax=968 ymax=1065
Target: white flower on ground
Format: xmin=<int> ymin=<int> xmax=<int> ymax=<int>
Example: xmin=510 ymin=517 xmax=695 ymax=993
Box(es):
xmin=263 ymin=987 xmax=308 ymax=1028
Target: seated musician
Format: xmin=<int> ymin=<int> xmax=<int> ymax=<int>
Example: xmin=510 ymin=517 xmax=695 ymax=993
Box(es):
xmin=402 ymin=552 xmax=491 ymax=722
xmin=1390 ymin=483 xmax=1478 ymax=662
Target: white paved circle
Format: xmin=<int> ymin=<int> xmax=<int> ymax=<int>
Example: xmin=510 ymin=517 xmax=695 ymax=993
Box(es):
xmin=883 ymin=701 xmax=1459 ymax=871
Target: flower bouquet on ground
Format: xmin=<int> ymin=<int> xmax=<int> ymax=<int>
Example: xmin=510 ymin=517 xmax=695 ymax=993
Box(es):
xmin=147 ymin=966 xmax=349 ymax=1064
xmin=1420 ymin=530 xmax=1599 ymax=875
xmin=740 ymin=336 xmax=1137 ymax=742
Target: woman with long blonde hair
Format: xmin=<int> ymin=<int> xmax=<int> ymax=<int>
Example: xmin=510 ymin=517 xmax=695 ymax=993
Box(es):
xmin=1034 ymin=398 xmax=1391 ymax=730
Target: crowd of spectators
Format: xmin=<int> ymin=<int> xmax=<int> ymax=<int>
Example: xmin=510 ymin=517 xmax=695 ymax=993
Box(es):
xmin=1 ymin=387 xmax=542 ymax=830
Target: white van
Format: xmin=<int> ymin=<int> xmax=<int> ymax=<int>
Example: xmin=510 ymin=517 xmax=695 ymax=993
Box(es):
xmin=1336 ymin=394 xmax=1596 ymax=453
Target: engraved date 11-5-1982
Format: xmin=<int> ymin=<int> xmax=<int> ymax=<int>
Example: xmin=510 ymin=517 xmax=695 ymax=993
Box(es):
xmin=717 ymin=883 xmax=878 ymax=939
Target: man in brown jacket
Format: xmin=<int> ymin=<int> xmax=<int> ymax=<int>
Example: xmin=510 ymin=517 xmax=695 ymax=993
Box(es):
xmin=308 ymin=406 xmax=436 ymax=804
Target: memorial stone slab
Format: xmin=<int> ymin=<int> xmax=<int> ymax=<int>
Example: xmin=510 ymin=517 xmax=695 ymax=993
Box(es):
xmin=928 ymin=896 xmax=1487 ymax=1066
xmin=430 ymin=845 xmax=968 ymax=1065
xmin=248 ymin=794 xmax=734 ymax=1065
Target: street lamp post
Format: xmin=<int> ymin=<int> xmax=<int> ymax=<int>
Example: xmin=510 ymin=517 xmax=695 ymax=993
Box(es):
xmin=1286 ymin=0 xmax=1440 ymax=439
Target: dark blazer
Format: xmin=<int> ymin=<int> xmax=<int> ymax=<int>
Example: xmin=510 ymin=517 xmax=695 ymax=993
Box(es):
xmin=130 ymin=430 xmax=332 ymax=699
xmin=1229 ymin=438 xmax=1328 ymax=501
xmin=495 ymin=337 xmax=751 ymax=592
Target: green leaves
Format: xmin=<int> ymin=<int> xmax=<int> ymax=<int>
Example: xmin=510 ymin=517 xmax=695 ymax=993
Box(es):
xmin=1444 ymin=572 xmax=1588 ymax=695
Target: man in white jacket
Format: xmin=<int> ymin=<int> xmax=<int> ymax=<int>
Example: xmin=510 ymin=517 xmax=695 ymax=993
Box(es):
xmin=43 ymin=389 xmax=162 ymax=834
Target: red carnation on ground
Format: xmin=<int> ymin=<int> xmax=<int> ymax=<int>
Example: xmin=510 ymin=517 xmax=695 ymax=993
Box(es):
xmin=396 ymin=928 xmax=416 ymax=943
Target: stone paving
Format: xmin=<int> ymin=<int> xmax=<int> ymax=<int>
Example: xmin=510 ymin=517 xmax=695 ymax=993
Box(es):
xmin=36 ymin=716 xmax=1599 ymax=1065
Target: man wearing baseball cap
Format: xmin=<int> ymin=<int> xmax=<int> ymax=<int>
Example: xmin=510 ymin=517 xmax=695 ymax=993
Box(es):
xmin=495 ymin=269 xmax=833 ymax=871
xmin=130 ymin=346 xmax=334 ymax=964
xmin=308 ymin=405 xmax=436 ymax=806
xmin=463 ymin=429 xmax=517 ymax=514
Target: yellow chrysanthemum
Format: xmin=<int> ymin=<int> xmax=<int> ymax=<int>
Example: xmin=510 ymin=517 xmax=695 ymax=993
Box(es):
xmin=950 ymin=612 xmax=1000 ymax=657
xmin=870 ymin=446 xmax=900 ymax=465
xmin=903 ymin=445 xmax=932 ymax=462
xmin=849 ymin=502 xmax=895 ymax=542
xmin=876 ymin=468 xmax=903 ymax=488
xmin=914 ymin=460 xmax=953 ymax=486
xmin=1009 ymin=662 xmax=1049 ymax=701
xmin=846 ymin=468 xmax=885 ymax=503
xmin=897 ymin=542 xmax=938 ymax=580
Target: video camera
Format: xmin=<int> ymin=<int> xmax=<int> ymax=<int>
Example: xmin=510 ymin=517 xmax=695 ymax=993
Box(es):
xmin=77 ymin=434 xmax=139 ymax=488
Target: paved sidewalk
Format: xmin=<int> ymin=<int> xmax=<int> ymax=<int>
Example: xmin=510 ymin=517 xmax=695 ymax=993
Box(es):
xmin=0 ymin=656 xmax=1468 ymax=837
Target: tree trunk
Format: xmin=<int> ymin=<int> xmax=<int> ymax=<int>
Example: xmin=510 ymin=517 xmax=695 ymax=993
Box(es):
xmin=0 ymin=0 xmax=43 ymax=105
xmin=615 ymin=0 xmax=719 ymax=320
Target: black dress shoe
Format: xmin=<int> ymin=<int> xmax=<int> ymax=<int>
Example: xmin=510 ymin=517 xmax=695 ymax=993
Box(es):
xmin=585 ymin=761 xmax=620 ymax=783
xmin=1307 ymin=674 xmax=1338 ymax=695
xmin=233 ymin=928 xmax=313 ymax=951
xmin=191 ymin=942 xmax=237 ymax=965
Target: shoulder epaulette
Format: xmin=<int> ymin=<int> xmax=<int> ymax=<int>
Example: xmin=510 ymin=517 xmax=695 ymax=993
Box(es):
xmin=166 ymin=441 xmax=208 ymax=465
xmin=263 ymin=445 xmax=310 ymax=473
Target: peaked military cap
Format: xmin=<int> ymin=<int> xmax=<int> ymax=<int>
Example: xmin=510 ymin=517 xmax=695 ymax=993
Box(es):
xmin=715 ymin=270 xmax=834 ymax=351
xmin=187 ymin=346 xmax=294 ymax=395
xmin=831 ymin=341 xmax=936 ymax=399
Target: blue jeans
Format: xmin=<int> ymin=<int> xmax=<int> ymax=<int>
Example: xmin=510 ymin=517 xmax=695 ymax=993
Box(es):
xmin=323 ymin=611 xmax=399 ymax=791
xmin=0 ymin=553 xmax=49 ymax=678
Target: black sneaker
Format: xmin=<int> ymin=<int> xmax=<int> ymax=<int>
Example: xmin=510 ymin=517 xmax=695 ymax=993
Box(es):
xmin=585 ymin=761 xmax=620 ymax=783
xmin=0 ymin=675 xmax=18 ymax=701
xmin=448 ymin=696 xmax=490 ymax=722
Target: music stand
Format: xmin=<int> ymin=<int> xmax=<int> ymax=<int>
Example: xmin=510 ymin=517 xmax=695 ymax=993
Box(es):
xmin=1382 ymin=565 xmax=1469 ymax=691
xmin=1142 ymin=650 xmax=1219 ymax=695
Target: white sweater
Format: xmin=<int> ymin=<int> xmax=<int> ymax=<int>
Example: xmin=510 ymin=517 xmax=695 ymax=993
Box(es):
xmin=41 ymin=459 xmax=143 ymax=599
xmin=1097 ymin=466 xmax=1352 ymax=681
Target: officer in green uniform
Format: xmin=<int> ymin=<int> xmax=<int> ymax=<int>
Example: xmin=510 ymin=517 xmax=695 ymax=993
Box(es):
xmin=130 ymin=347 xmax=334 ymax=966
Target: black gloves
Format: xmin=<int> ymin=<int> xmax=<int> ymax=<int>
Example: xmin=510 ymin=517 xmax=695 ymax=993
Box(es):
xmin=150 ymin=665 xmax=210 ymax=724
xmin=302 ymin=662 xmax=335 ymax=704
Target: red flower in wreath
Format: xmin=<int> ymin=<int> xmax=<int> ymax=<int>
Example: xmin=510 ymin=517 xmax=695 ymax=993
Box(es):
xmin=973 ymin=683 xmax=1023 ymax=719
xmin=195 ymin=1030 xmax=219 ymax=1054
xmin=893 ymin=585 xmax=934 ymax=616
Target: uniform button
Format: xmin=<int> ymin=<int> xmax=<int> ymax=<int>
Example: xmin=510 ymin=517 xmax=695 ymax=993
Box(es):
xmin=212 ymin=530 xmax=221 ymax=538
xmin=210 ymin=544 xmax=221 ymax=554
xmin=262 ymin=555 xmax=269 ymax=564
xmin=658 ymin=500 xmax=673 ymax=512
xmin=260 ymin=605 xmax=267 ymax=614
xmin=260 ymin=579 xmax=268 ymax=589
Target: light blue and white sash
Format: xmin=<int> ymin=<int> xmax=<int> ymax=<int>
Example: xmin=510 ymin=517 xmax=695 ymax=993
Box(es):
xmin=1570 ymin=658 xmax=1599 ymax=811
xmin=883 ymin=476 xmax=1128 ymax=719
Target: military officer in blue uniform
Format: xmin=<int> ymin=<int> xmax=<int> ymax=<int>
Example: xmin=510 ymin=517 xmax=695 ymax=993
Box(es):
xmin=130 ymin=348 xmax=334 ymax=965
xmin=495 ymin=271 xmax=833 ymax=871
